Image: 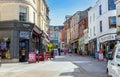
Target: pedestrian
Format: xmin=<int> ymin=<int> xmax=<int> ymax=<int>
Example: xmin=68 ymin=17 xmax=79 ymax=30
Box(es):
xmin=77 ymin=49 xmax=80 ymax=55
xmin=68 ymin=48 xmax=72 ymax=56
xmin=35 ymin=49 xmax=40 ymax=63
xmin=58 ymin=47 xmax=61 ymax=56
xmin=21 ymin=48 xmax=26 ymax=62
xmin=63 ymin=47 xmax=67 ymax=55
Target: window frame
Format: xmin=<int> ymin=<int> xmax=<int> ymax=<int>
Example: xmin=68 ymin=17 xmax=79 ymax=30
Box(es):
xmin=99 ymin=5 xmax=102 ymax=15
xmin=109 ymin=16 xmax=116 ymax=28
xmin=19 ymin=6 xmax=28 ymax=22
xmin=100 ymin=21 xmax=102 ymax=32
xmin=108 ymin=0 xmax=116 ymax=10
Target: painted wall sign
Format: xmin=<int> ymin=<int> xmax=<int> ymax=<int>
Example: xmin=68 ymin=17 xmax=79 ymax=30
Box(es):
xmin=99 ymin=34 xmax=116 ymax=43
xmin=23 ymin=24 xmax=30 ymax=28
xmin=20 ymin=31 xmax=29 ymax=38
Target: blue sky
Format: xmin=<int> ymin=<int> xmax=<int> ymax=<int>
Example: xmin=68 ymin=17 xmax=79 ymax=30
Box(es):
xmin=46 ymin=0 xmax=97 ymax=26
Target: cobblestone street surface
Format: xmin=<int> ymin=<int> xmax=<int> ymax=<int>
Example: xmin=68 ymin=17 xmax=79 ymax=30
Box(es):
xmin=0 ymin=54 xmax=107 ymax=77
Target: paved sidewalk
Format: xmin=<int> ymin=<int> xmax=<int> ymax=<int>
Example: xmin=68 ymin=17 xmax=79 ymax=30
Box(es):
xmin=63 ymin=54 xmax=107 ymax=76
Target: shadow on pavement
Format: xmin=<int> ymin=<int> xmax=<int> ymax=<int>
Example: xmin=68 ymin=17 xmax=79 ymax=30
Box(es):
xmin=59 ymin=68 xmax=107 ymax=77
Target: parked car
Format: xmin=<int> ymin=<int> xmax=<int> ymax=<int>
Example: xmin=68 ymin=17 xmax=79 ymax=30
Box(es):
xmin=107 ymin=43 xmax=120 ymax=77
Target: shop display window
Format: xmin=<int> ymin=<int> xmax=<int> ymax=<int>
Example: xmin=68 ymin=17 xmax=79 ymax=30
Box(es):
xmin=0 ymin=38 xmax=10 ymax=59
xmin=0 ymin=42 xmax=7 ymax=50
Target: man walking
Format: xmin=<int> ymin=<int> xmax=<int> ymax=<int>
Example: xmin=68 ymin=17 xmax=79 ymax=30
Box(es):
xmin=58 ymin=47 xmax=61 ymax=56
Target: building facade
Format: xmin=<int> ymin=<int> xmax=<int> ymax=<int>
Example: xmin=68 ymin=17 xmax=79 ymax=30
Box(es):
xmin=88 ymin=5 xmax=98 ymax=57
xmin=78 ymin=8 xmax=90 ymax=55
xmin=64 ymin=15 xmax=71 ymax=48
xmin=70 ymin=11 xmax=81 ymax=54
xmin=78 ymin=17 xmax=89 ymax=55
xmin=60 ymin=28 xmax=65 ymax=50
xmin=0 ymin=0 xmax=49 ymax=62
xmin=89 ymin=0 xmax=116 ymax=58
xmin=49 ymin=26 xmax=63 ymax=48
xmin=64 ymin=9 xmax=90 ymax=54
xmin=115 ymin=0 xmax=120 ymax=39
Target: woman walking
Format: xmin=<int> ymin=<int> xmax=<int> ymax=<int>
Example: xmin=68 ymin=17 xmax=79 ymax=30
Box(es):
xmin=63 ymin=47 xmax=67 ymax=55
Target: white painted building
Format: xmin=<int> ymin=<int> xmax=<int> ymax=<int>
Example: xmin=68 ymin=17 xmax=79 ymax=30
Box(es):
xmin=88 ymin=0 xmax=116 ymax=58
xmin=115 ymin=0 xmax=120 ymax=37
xmin=88 ymin=5 xmax=98 ymax=57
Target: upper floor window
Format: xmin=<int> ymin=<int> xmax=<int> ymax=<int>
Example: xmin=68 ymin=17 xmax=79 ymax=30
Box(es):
xmin=90 ymin=28 xmax=92 ymax=36
xmin=99 ymin=5 xmax=102 ymax=15
xmin=93 ymin=26 xmax=96 ymax=35
xmin=108 ymin=0 xmax=116 ymax=10
xmin=93 ymin=13 xmax=95 ymax=21
xmin=109 ymin=16 xmax=116 ymax=28
xmin=100 ymin=21 xmax=102 ymax=32
xmin=19 ymin=6 xmax=28 ymax=22
xmin=90 ymin=16 xmax=92 ymax=24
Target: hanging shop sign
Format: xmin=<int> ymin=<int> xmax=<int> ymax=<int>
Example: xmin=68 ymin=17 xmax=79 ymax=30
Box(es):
xmin=20 ymin=31 xmax=29 ymax=39
xmin=98 ymin=34 xmax=116 ymax=43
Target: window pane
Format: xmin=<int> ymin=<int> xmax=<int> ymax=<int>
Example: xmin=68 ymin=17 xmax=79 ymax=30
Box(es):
xmin=100 ymin=21 xmax=102 ymax=32
xmin=99 ymin=5 xmax=102 ymax=15
xmin=109 ymin=16 xmax=116 ymax=28
xmin=19 ymin=6 xmax=28 ymax=22
xmin=108 ymin=0 xmax=116 ymax=10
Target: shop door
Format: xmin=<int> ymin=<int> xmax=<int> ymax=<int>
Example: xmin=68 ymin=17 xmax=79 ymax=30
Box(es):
xmin=19 ymin=39 xmax=29 ymax=62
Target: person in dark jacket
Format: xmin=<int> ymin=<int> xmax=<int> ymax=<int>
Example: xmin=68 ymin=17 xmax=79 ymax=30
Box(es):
xmin=58 ymin=47 xmax=61 ymax=56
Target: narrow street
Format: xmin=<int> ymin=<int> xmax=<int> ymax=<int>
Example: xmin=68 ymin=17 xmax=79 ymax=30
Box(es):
xmin=0 ymin=55 xmax=107 ymax=77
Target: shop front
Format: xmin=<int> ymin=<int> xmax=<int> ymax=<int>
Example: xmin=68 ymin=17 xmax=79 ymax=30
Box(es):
xmin=0 ymin=21 xmax=34 ymax=62
xmin=79 ymin=36 xmax=84 ymax=55
xmin=32 ymin=26 xmax=43 ymax=54
xmin=98 ymin=33 xmax=117 ymax=59
xmin=89 ymin=38 xmax=97 ymax=58
xmin=72 ymin=39 xmax=79 ymax=54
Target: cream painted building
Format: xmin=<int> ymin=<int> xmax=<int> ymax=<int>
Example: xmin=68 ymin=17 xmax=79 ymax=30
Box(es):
xmin=38 ymin=0 xmax=49 ymax=34
xmin=0 ymin=0 xmax=49 ymax=33
xmin=0 ymin=0 xmax=49 ymax=62
xmin=0 ymin=0 xmax=37 ymax=25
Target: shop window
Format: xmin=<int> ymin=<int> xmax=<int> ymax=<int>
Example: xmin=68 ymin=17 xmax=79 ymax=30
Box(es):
xmin=0 ymin=38 xmax=11 ymax=59
xmin=109 ymin=16 xmax=116 ymax=28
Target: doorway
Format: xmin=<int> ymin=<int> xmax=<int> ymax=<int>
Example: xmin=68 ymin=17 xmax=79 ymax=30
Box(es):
xmin=19 ymin=39 xmax=29 ymax=62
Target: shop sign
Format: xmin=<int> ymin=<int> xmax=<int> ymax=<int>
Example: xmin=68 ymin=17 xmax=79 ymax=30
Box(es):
xmin=23 ymin=24 xmax=30 ymax=28
xmin=89 ymin=38 xmax=97 ymax=43
xmin=99 ymin=34 xmax=116 ymax=43
xmin=20 ymin=31 xmax=29 ymax=38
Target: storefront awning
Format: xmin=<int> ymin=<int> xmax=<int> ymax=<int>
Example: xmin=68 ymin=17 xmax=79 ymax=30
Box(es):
xmin=33 ymin=25 xmax=42 ymax=35
xmin=44 ymin=37 xmax=50 ymax=43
